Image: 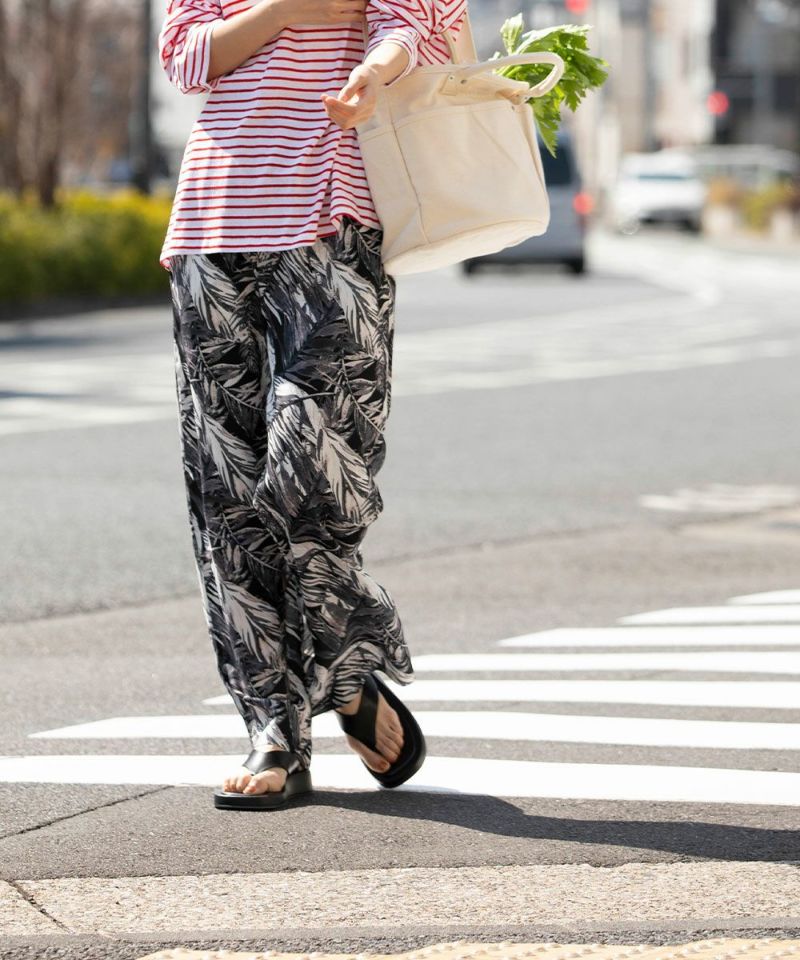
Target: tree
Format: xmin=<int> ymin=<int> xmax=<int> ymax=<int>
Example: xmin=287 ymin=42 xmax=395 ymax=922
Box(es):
xmin=0 ymin=0 xmax=139 ymax=206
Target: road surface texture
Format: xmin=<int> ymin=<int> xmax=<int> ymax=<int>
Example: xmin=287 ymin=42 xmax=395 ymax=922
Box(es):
xmin=1 ymin=230 xmax=799 ymax=959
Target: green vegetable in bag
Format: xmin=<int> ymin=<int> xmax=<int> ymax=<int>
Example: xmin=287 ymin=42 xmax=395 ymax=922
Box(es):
xmin=490 ymin=15 xmax=609 ymax=157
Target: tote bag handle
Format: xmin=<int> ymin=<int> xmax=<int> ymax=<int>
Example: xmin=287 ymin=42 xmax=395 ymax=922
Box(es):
xmin=360 ymin=11 xmax=564 ymax=100
xmin=450 ymin=52 xmax=565 ymax=99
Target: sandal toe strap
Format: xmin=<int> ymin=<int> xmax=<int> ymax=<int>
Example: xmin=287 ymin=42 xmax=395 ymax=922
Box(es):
xmin=336 ymin=673 xmax=379 ymax=751
xmin=244 ymin=749 xmax=303 ymax=775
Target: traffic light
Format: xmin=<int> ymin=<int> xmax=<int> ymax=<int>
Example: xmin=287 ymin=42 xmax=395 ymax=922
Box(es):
xmin=565 ymin=0 xmax=590 ymax=13
xmin=707 ymin=91 xmax=730 ymax=116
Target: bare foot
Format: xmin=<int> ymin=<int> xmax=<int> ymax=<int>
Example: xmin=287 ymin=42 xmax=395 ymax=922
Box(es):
xmin=221 ymin=747 xmax=288 ymax=795
xmin=336 ymin=682 xmax=404 ymax=773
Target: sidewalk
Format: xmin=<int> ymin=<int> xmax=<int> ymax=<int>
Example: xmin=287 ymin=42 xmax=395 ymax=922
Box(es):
xmin=137 ymin=941 xmax=800 ymax=960
xmin=706 ymin=232 xmax=800 ymax=258
xmin=6 ymin=863 xmax=800 ymax=941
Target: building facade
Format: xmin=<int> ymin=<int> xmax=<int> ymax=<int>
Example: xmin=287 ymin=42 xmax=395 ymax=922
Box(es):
xmin=711 ymin=0 xmax=800 ymax=151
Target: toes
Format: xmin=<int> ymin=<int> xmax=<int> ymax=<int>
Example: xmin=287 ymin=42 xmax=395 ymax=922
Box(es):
xmin=242 ymin=770 xmax=287 ymax=794
xmin=377 ymin=734 xmax=401 ymax=761
xmin=379 ymin=701 xmax=404 ymax=744
xmin=381 ymin=725 xmax=404 ymax=751
xmin=367 ymin=751 xmax=392 ymax=772
xmin=344 ymin=690 xmax=409 ymax=772
xmin=347 ymin=736 xmax=391 ymax=772
xmin=222 ymin=763 xmax=290 ymax=795
xmin=242 ymin=774 xmax=260 ymax=794
xmin=243 ymin=773 xmax=267 ymax=794
xmin=369 ymin=738 xmax=398 ymax=767
xmin=386 ymin=709 xmax=404 ymax=738
xmin=234 ymin=772 xmax=252 ymax=792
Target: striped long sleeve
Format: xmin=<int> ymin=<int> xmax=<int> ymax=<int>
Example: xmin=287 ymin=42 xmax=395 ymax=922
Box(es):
xmin=365 ymin=0 xmax=468 ymax=85
xmin=158 ymin=0 xmax=225 ymax=95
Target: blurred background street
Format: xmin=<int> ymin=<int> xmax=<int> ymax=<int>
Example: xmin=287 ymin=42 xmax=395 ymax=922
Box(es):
xmin=1 ymin=1 xmax=800 ymax=958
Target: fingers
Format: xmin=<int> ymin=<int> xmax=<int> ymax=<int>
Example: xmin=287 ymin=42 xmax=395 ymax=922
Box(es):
xmin=321 ymin=102 xmax=365 ymax=129
xmin=339 ymin=64 xmax=376 ymax=101
xmin=338 ymin=80 xmax=360 ymax=102
xmin=320 ymin=91 xmax=376 ymax=129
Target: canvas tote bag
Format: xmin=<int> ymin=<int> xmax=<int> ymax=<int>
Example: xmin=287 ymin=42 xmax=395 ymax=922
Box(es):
xmin=356 ymin=9 xmax=565 ymax=275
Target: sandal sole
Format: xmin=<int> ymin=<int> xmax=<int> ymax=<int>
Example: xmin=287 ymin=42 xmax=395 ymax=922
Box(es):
xmin=212 ymin=769 xmax=313 ymax=811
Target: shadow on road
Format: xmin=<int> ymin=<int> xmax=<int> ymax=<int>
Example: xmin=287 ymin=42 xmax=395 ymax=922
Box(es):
xmin=308 ymin=789 xmax=800 ymax=861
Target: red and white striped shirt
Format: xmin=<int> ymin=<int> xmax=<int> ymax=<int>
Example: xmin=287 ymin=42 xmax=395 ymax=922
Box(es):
xmin=158 ymin=0 xmax=467 ymax=268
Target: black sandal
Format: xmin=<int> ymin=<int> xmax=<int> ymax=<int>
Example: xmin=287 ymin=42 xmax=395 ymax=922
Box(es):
xmin=336 ymin=672 xmax=426 ymax=788
xmin=213 ymin=749 xmax=312 ymax=811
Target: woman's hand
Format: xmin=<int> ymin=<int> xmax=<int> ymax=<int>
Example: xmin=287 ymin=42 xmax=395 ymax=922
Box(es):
xmin=321 ymin=63 xmax=381 ymax=129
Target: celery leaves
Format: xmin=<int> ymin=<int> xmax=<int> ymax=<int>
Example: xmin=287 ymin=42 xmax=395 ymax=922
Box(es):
xmin=490 ymin=16 xmax=609 ymax=157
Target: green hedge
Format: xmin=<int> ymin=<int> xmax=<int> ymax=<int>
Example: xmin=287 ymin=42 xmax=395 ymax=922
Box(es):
xmin=739 ymin=181 xmax=799 ymax=232
xmin=0 ymin=191 xmax=173 ymax=305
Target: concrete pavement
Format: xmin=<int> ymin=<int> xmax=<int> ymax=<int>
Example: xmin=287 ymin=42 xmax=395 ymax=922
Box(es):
xmin=136 ymin=943 xmax=800 ymax=960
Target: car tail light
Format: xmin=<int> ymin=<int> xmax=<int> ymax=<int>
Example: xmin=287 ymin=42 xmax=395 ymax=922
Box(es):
xmin=573 ymin=192 xmax=595 ymax=217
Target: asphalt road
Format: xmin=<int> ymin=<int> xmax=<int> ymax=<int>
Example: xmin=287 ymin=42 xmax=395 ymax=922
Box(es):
xmin=2 ymin=229 xmax=800 ymax=958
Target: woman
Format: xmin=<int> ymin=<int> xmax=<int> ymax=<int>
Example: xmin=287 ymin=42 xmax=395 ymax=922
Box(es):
xmin=158 ymin=0 xmax=466 ymax=810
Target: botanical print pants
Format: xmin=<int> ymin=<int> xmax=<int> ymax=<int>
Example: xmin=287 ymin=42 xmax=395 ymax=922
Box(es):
xmin=168 ymin=216 xmax=414 ymax=772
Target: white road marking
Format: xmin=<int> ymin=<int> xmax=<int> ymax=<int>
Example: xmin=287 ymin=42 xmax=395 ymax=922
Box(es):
xmin=619 ymin=606 xmax=800 ymax=625
xmin=391 ymin=306 xmax=799 ymax=398
xmin=638 ymin=484 xmax=800 ymax=514
xmin=729 ymin=590 xmax=800 ymax=606
xmin=202 ymin=678 xmax=800 ymax=709
xmin=6 ymin=243 xmax=800 ymax=436
xmin=14 ymin=585 xmax=800 ymax=806
xmin=590 ymin=228 xmax=800 ymax=301
xmin=29 ymin=710 xmax=800 ymax=751
xmin=496 ymin=626 xmax=800 ymax=648
xmin=0 ymin=353 xmax=176 ymax=435
xmin=410 ymin=651 xmax=800 ymax=674
xmin=2 ymin=753 xmax=800 ymax=805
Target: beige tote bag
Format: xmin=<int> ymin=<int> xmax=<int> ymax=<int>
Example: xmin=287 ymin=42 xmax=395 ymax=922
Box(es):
xmin=356 ymin=9 xmax=565 ymax=275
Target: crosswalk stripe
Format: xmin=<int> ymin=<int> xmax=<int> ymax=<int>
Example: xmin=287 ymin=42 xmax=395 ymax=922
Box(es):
xmin=411 ymin=651 xmax=800 ymax=673
xmin=619 ymin=606 xmax=800 ymax=625
xmin=2 ymin=753 xmax=799 ymax=805
xmin=729 ymin=590 xmax=800 ymax=606
xmin=496 ymin=626 xmax=800 ymax=648
xmin=29 ymin=710 xmax=800 ymax=750
xmin=638 ymin=484 xmax=800 ymax=514
xmin=203 ymin=678 xmax=800 ymax=710
xmin=12 ymin=588 xmax=800 ymax=806
xmin=390 ymin=294 xmax=800 ymax=398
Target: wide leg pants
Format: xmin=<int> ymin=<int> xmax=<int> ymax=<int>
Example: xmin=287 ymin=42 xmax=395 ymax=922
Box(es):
xmin=168 ymin=216 xmax=414 ymax=772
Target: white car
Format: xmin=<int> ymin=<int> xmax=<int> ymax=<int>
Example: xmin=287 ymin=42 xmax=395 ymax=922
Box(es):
xmin=610 ymin=152 xmax=706 ymax=234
